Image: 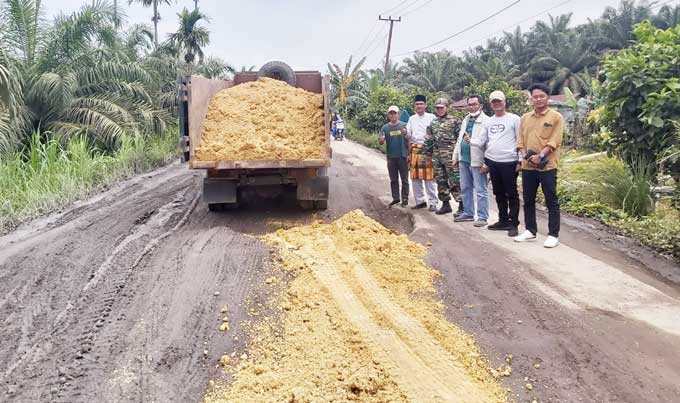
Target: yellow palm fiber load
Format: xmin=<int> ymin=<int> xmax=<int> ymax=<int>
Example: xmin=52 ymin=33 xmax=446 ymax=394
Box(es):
xmin=196 ymin=78 xmax=325 ymax=161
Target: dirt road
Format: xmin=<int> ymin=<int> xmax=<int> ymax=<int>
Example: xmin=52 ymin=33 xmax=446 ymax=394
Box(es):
xmin=1 ymin=139 xmax=679 ymax=403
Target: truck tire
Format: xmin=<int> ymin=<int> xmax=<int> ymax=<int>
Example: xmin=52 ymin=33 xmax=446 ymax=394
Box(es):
xmin=257 ymin=61 xmax=296 ymax=86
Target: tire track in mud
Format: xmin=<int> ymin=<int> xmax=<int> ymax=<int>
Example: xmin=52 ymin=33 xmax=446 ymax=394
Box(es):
xmin=51 ymin=191 xmax=199 ymax=403
xmin=0 ymin=165 xmax=202 ymax=402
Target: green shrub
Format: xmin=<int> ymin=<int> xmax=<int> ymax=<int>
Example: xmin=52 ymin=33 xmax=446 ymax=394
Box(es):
xmin=598 ymin=21 xmax=680 ymax=177
xmin=617 ymin=215 xmax=680 ymax=260
xmin=345 ymin=121 xmax=384 ymax=153
xmin=356 ymin=86 xmax=412 ymax=133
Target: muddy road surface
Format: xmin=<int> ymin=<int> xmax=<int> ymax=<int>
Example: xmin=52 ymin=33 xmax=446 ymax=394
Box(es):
xmin=1 ymin=140 xmax=679 ymax=403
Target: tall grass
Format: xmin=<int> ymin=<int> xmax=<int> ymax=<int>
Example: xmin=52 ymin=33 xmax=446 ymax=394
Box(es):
xmin=566 ymin=155 xmax=654 ymax=217
xmin=0 ymin=130 xmax=177 ymax=233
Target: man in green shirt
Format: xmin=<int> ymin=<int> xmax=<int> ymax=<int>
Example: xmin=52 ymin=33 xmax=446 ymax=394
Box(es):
xmin=380 ymin=105 xmax=409 ymax=207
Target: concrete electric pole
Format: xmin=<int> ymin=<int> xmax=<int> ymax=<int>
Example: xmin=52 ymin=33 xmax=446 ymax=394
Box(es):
xmin=378 ymin=15 xmax=401 ymax=75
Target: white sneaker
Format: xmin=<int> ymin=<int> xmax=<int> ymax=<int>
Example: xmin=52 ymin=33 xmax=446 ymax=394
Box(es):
xmin=544 ymin=236 xmax=559 ymax=248
xmin=514 ymin=230 xmax=537 ymax=242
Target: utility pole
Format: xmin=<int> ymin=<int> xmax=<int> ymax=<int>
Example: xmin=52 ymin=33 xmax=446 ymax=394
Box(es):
xmin=378 ymin=15 xmax=401 ymax=75
xmin=194 ymin=0 xmax=198 ymax=10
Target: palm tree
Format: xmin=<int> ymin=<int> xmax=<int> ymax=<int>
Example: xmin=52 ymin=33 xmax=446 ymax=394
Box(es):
xmin=504 ymin=26 xmax=529 ymax=68
xmin=400 ymin=50 xmax=464 ymax=93
xmin=599 ymin=0 xmax=652 ymax=49
xmin=327 ymin=55 xmax=366 ymax=116
xmin=128 ymin=0 xmax=175 ymax=47
xmin=524 ymin=32 xmax=598 ymax=95
xmin=652 ymin=4 xmax=680 ymax=29
xmin=197 ymin=56 xmax=235 ymax=79
xmin=533 ymin=13 xmax=573 ymax=44
xmin=167 ymin=7 xmax=209 ymax=67
xmin=0 ymin=0 xmax=172 ymax=153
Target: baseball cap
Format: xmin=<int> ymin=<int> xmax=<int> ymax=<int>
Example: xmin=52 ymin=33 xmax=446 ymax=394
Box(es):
xmin=435 ymin=98 xmax=450 ymax=107
xmin=387 ymin=105 xmax=399 ymax=113
xmin=489 ymin=90 xmax=506 ymax=102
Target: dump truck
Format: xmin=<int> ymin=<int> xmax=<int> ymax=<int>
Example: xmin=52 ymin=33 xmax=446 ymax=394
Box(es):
xmin=178 ymin=61 xmax=331 ymax=211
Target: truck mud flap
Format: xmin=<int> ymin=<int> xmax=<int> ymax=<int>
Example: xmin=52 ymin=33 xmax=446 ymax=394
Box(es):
xmin=203 ymin=177 xmax=238 ymax=204
xmin=297 ymin=176 xmax=329 ymax=201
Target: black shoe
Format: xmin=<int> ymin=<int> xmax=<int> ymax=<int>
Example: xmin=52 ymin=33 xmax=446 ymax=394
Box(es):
xmin=401 ymin=200 xmax=408 ymax=207
xmin=507 ymin=226 xmax=519 ymax=237
xmin=412 ymin=202 xmax=427 ymax=209
xmin=389 ymin=199 xmax=400 ymax=207
xmin=436 ymin=201 xmax=452 ymax=215
xmin=487 ymin=221 xmax=511 ymax=231
xmin=455 ymin=201 xmax=464 ymax=215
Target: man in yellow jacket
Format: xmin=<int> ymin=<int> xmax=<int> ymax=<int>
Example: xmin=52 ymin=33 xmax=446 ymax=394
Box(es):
xmin=515 ymin=83 xmax=564 ymax=248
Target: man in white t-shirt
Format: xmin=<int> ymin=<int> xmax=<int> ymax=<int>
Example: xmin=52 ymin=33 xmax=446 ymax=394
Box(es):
xmin=405 ymin=95 xmax=437 ymax=210
xmin=471 ymin=90 xmax=522 ymax=236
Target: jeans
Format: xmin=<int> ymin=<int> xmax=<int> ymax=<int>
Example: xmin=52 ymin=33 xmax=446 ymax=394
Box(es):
xmin=459 ymin=161 xmax=489 ymax=221
xmin=387 ymin=157 xmax=409 ymax=202
xmin=522 ymin=169 xmax=560 ymax=237
xmin=485 ymin=158 xmax=520 ymax=227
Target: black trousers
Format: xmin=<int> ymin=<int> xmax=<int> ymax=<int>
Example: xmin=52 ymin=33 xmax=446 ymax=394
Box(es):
xmin=387 ymin=157 xmax=409 ymax=201
xmin=522 ymin=169 xmax=560 ymax=237
xmin=485 ymin=158 xmax=520 ymax=227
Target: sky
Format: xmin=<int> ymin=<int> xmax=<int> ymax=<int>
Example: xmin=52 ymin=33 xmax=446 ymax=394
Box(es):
xmin=43 ymin=0 xmax=676 ymax=72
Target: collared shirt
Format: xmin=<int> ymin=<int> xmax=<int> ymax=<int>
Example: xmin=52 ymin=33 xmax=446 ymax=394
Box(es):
xmin=518 ymin=107 xmax=564 ymax=171
xmin=406 ymin=112 xmax=435 ymax=145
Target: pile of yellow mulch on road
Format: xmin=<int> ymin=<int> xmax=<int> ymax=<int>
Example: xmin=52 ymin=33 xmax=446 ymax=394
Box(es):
xmin=195 ymin=78 xmax=325 ymax=161
xmin=203 ymin=210 xmax=508 ymax=403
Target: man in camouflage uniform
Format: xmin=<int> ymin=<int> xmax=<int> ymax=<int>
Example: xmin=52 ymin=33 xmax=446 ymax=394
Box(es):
xmin=424 ymin=97 xmax=463 ymax=216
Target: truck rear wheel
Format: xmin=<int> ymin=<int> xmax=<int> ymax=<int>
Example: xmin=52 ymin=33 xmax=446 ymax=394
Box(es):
xmin=257 ymin=61 xmax=296 ymax=86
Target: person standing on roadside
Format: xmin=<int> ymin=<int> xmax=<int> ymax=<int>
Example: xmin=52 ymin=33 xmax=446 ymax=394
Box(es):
xmin=452 ymin=94 xmax=490 ymax=226
xmin=405 ymin=95 xmax=438 ymax=210
xmin=380 ymin=105 xmax=410 ymax=207
xmin=514 ymin=83 xmax=564 ymax=248
xmin=471 ymin=90 xmax=521 ymax=236
xmin=424 ymin=98 xmax=462 ymax=216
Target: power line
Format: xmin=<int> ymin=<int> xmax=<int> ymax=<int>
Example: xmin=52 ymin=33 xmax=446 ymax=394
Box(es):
xmin=393 ymin=0 xmax=522 ymax=57
xmin=651 ymin=0 xmax=678 ymax=10
xmin=452 ymin=0 xmax=572 ymax=53
xmin=366 ymin=32 xmax=390 ymax=59
xmin=379 ymin=15 xmax=402 ymax=73
xmin=380 ymin=0 xmax=412 ymax=16
xmin=357 ymin=24 xmax=389 ymax=57
xmin=353 ymin=21 xmax=380 ymax=56
xmin=402 ymin=0 xmax=436 ymax=17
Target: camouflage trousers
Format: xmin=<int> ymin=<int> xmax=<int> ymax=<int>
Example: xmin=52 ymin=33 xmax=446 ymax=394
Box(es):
xmin=433 ymin=146 xmax=460 ymax=202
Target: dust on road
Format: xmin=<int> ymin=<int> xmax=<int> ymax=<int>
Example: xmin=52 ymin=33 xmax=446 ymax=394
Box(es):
xmin=204 ymin=210 xmax=508 ymax=403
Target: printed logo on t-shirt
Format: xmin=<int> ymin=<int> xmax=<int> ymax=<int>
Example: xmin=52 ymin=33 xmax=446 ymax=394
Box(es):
xmin=489 ymin=124 xmax=506 ymax=134
xmin=389 ymin=130 xmax=402 ymax=137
